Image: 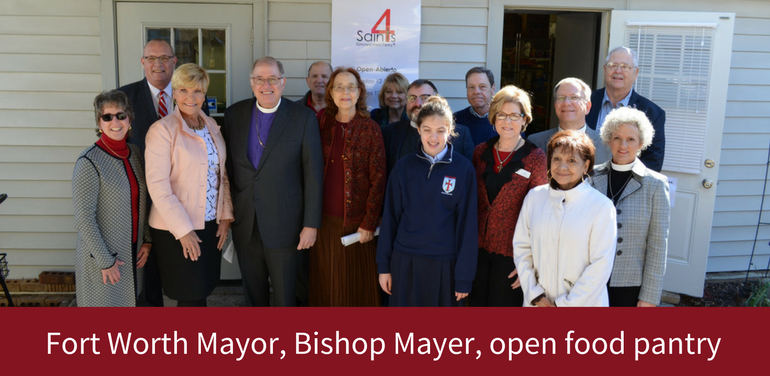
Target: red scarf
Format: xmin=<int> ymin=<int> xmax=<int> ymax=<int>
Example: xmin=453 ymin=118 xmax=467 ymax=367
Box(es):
xmin=96 ymin=135 xmax=139 ymax=243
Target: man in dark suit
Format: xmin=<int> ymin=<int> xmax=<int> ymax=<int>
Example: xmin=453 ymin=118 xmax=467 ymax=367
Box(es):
xmin=117 ymin=39 xmax=178 ymax=307
xmin=528 ymin=77 xmax=611 ymax=165
xmin=119 ymin=39 xmax=178 ymax=152
xmin=381 ymin=79 xmax=475 ymax=174
xmin=222 ymin=56 xmax=323 ymax=307
xmin=586 ymin=46 xmax=666 ymax=172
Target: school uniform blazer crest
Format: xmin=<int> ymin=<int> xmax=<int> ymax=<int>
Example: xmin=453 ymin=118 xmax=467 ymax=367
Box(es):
xmin=144 ymin=107 xmax=234 ymax=240
xmin=222 ymin=97 xmax=323 ymax=250
xmin=586 ymin=88 xmax=666 ymax=172
xmin=591 ymin=159 xmax=670 ymax=305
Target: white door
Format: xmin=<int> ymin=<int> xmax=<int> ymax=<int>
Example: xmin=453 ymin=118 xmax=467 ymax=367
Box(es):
xmin=608 ymin=11 xmax=735 ymax=297
xmin=117 ymin=2 xmax=254 ymax=121
xmin=117 ymin=2 xmax=254 ymax=279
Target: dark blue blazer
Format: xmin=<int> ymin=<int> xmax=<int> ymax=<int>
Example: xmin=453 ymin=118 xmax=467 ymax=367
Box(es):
xmin=381 ymin=119 xmax=475 ymax=175
xmin=118 ymin=78 xmax=210 ymax=152
xmin=586 ymin=88 xmax=666 ymax=172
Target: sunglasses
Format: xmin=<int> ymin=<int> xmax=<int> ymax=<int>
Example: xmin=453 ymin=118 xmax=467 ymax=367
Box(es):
xmin=100 ymin=112 xmax=128 ymax=122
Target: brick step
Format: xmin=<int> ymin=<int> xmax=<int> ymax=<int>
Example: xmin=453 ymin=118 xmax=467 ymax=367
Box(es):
xmin=0 ymin=294 xmax=74 ymax=307
xmin=4 ymin=279 xmax=75 ymax=293
xmin=39 ymin=271 xmax=75 ymax=285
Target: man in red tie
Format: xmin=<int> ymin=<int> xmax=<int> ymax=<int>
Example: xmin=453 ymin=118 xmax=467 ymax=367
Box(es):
xmin=119 ymin=39 xmax=178 ymax=152
xmin=117 ymin=39 xmax=178 ymax=307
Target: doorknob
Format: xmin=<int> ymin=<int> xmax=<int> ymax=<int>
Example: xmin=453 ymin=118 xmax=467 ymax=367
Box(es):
xmin=702 ymin=179 xmax=714 ymax=189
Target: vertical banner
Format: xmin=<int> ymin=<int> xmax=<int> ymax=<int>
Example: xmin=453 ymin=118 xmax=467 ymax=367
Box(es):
xmin=332 ymin=0 xmax=421 ymax=109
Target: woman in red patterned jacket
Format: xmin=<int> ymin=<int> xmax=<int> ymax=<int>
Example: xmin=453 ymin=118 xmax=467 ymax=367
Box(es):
xmin=310 ymin=67 xmax=387 ymax=306
xmin=470 ymin=85 xmax=547 ymax=306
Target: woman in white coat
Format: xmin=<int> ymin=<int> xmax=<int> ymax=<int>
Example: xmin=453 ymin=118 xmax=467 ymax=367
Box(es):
xmin=513 ymin=130 xmax=617 ymax=307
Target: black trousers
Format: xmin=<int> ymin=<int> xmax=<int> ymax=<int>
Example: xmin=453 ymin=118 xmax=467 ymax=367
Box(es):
xmin=295 ymin=249 xmax=310 ymax=306
xmin=139 ymin=246 xmax=164 ymax=307
xmin=470 ymin=249 xmax=524 ymax=307
xmin=608 ymin=285 xmax=642 ymax=307
xmin=235 ymin=220 xmax=298 ymax=307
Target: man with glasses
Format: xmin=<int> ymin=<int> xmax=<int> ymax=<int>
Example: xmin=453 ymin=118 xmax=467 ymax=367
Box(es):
xmin=119 ymin=40 xmax=178 ymax=153
xmin=586 ymin=46 xmax=666 ymax=172
xmin=528 ymin=77 xmax=611 ymax=165
xmin=453 ymin=67 xmax=497 ymax=145
xmin=222 ymin=56 xmax=323 ymax=307
xmin=381 ymin=79 xmax=475 ymax=174
xmin=298 ymin=61 xmax=333 ymax=120
xmin=117 ymin=39 xmax=180 ymax=307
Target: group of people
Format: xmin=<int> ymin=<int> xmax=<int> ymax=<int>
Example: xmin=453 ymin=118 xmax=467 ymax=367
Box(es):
xmin=72 ymin=40 xmax=670 ymax=308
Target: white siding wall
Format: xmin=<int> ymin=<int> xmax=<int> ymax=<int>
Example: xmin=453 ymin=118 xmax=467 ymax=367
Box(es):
xmin=2 ymin=0 xmax=768 ymax=279
xmin=0 ymin=0 xmax=102 ymax=278
xmin=709 ymin=15 xmax=770 ymax=272
xmin=268 ymin=0 xmax=489 ymax=111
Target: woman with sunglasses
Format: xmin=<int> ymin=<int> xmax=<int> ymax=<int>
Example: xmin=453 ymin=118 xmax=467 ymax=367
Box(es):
xmin=72 ymin=90 xmax=152 ymax=306
xmin=145 ymin=63 xmax=233 ymax=307
xmin=310 ymin=67 xmax=386 ymax=306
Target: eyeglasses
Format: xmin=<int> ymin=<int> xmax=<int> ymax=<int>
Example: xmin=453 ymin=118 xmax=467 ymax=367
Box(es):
xmin=605 ymin=62 xmax=635 ymax=72
xmin=496 ymin=112 xmax=524 ymax=122
xmin=554 ymin=95 xmax=585 ymax=104
xmin=406 ymin=94 xmax=432 ymax=103
xmin=250 ymin=76 xmax=284 ymax=86
xmin=333 ymin=85 xmax=359 ymax=93
xmin=143 ymin=55 xmax=174 ymax=63
xmin=100 ymin=112 xmax=128 ymax=122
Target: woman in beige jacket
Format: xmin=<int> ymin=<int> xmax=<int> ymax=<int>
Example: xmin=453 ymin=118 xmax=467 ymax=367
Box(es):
xmin=145 ymin=63 xmax=233 ymax=306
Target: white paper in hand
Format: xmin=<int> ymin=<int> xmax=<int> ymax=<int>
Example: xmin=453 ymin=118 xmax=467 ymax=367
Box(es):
xmin=341 ymin=226 xmax=380 ymax=247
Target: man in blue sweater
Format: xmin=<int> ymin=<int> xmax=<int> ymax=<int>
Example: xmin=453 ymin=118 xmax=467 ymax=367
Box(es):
xmin=453 ymin=67 xmax=497 ymax=145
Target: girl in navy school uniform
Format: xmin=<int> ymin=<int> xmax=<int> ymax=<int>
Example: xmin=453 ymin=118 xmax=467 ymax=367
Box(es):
xmin=376 ymin=96 xmax=478 ymax=307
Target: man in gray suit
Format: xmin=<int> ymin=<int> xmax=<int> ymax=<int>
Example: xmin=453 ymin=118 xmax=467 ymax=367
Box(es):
xmin=222 ymin=56 xmax=323 ymax=307
xmin=528 ymin=77 xmax=611 ymax=165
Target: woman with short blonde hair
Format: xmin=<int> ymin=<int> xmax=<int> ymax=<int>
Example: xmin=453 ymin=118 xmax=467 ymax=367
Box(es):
xmin=145 ymin=63 xmax=233 ymax=307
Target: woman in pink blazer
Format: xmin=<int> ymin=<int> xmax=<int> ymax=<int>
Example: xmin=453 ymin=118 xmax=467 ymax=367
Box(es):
xmin=145 ymin=63 xmax=233 ymax=306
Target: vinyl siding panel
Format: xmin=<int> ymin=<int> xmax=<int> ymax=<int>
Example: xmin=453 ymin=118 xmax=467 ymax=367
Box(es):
xmin=0 ymin=0 xmax=101 ymax=278
xmin=708 ymin=15 xmax=770 ymax=272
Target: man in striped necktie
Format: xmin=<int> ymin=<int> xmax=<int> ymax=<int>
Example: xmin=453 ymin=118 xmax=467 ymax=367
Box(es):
xmin=117 ymin=39 xmax=178 ymax=307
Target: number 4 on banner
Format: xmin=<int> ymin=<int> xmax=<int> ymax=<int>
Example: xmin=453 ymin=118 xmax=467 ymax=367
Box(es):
xmin=371 ymin=9 xmax=395 ymax=42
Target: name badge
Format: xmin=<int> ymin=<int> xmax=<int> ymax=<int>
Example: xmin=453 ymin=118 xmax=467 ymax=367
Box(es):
xmin=515 ymin=169 xmax=531 ymax=179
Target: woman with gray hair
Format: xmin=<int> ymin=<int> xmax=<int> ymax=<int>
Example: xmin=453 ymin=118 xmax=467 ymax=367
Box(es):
xmin=591 ymin=106 xmax=670 ymax=307
xmin=72 ymin=90 xmax=152 ymax=306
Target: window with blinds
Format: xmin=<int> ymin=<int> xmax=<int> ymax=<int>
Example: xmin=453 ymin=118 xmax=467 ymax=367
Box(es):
xmin=626 ymin=22 xmax=716 ymax=174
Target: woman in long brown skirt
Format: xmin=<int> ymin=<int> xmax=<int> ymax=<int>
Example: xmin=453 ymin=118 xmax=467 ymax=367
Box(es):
xmin=310 ymin=67 xmax=386 ymax=306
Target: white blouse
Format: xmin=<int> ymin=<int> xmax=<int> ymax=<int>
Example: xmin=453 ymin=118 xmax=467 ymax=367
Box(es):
xmin=193 ymin=126 xmax=220 ymax=222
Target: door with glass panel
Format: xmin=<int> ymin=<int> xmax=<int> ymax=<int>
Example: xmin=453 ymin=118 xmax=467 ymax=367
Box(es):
xmin=608 ymin=11 xmax=734 ymax=297
xmin=116 ymin=2 xmax=253 ymax=124
xmin=116 ymin=2 xmax=253 ymax=279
